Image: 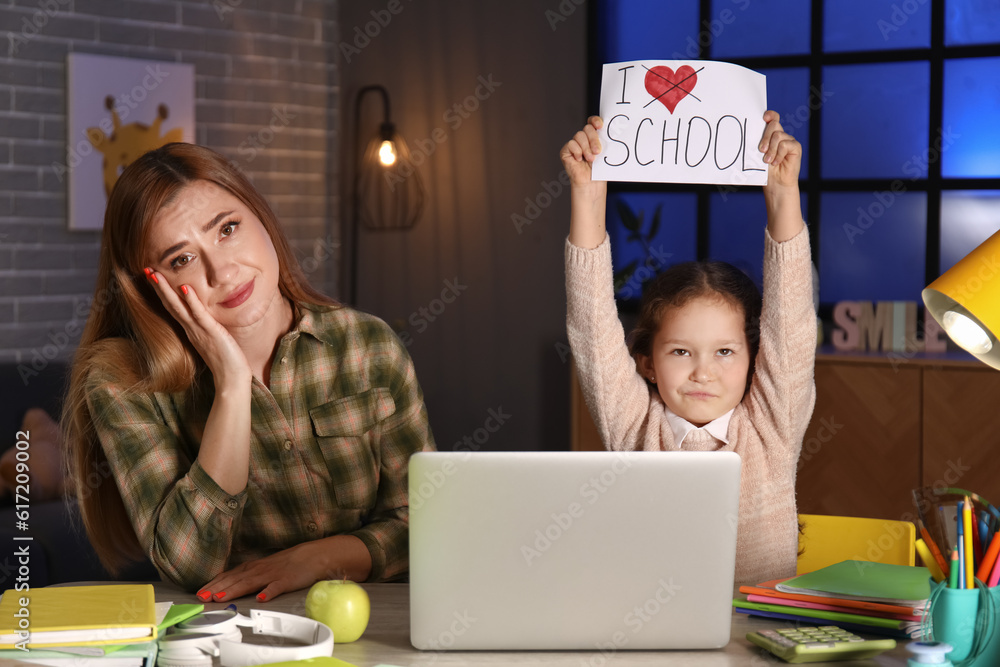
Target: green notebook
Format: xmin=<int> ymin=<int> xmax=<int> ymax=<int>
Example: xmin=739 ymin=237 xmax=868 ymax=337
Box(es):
xmin=776 ymin=560 xmax=931 ymax=606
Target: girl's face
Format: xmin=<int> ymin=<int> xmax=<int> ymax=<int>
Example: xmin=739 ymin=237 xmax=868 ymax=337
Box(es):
xmin=144 ymin=180 xmax=284 ymax=332
xmin=640 ymin=295 xmax=750 ymax=427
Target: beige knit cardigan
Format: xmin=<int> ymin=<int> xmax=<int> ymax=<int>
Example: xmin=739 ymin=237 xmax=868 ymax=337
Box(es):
xmin=565 ymin=227 xmax=816 ymax=584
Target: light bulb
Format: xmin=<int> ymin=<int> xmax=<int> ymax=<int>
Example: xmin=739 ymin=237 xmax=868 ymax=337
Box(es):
xmin=942 ymin=310 xmax=993 ymax=355
xmin=378 ymin=140 xmax=397 ymax=166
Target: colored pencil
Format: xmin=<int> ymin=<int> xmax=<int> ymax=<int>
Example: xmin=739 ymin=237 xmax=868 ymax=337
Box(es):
xmin=949 ymin=549 xmax=960 ymax=589
xmin=989 ymin=553 xmax=1000 ymax=588
xmin=916 ymin=538 xmax=946 ymax=583
xmin=971 ymin=499 xmax=983 ymax=565
xmin=964 ymin=496 xmax=975 ymax=588
xmin=917 ymin=518 xmax=950 ymax=577
xmin=979 ymin=531 xmax=1000 ymax=584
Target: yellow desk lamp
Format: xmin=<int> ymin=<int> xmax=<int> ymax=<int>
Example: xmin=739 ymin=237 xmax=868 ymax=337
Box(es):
xmin=923 ymin=227 xmax=1000 ymax=369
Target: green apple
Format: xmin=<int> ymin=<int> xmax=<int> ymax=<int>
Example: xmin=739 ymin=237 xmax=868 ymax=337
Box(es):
xmin=304 ymin=579 xmax=371 ymax=643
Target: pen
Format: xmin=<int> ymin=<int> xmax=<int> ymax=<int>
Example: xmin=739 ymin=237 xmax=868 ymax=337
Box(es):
xmin=917 ymin=518 xmax=950 ymax=577
xmin=964 ymin=496 xmax=974 ymax=588
xmin=979 ymin=531 xmax=1000 ymax=584
xmin=949 ymin=549 xmax=960 ymax=589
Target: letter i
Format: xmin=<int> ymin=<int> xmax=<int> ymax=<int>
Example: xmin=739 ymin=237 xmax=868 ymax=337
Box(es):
xmin=617 ymin=65 xmax=634 ymax=105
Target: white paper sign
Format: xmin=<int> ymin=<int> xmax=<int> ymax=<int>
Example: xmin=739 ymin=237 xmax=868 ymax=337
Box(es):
xmin=592 ymin=60 xmax=768 ymax=186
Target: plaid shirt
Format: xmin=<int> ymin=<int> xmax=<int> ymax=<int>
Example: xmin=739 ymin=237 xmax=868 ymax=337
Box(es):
xmin=86 ymin=303 xmax=436 ymax=590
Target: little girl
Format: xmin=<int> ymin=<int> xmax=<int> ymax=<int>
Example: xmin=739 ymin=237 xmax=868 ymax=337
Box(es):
xmin=561 ymin=111 xmax=815 ymax=584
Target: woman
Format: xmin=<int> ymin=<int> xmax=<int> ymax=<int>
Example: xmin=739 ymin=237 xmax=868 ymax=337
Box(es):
xmin=64 ymin=143 xmax=435 ymax=602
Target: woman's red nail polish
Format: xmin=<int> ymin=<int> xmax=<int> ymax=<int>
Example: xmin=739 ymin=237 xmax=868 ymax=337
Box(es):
xmin=197 ymin=591 xmax=211 ymax=601
xmin=181 ymin=285 xmax=189 ymax=295
xmin=215 ymin=591 xmax=226 ymax=601
xmin=145 ymin=268 xmax=159 ymax=285
xmin=256 ymin=592 xmax=267 ymax=602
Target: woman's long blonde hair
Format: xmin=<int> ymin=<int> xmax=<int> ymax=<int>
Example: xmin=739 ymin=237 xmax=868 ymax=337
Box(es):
xmin=63 ymin=143 xmax=336 ymax=574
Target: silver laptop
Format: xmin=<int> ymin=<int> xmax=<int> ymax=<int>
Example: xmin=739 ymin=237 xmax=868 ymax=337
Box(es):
xmin=408 ymin=450 xmax=741 ymax=651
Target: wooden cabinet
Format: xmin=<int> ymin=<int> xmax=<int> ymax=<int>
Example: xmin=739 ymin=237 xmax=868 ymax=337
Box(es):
xmin=795 ymin=357 xmax=922 ymax=520
xmin=922 ymin=367 xmax=1000 ymax=504
xmin=571 ymin=353 xmax=1000 ymax=520
xmin=798 ymin=353 xmax=1000 ymax=520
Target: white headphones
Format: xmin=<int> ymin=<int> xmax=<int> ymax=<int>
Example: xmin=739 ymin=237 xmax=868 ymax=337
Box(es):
xmin=156 ymin=609 xmax=334 ymax=667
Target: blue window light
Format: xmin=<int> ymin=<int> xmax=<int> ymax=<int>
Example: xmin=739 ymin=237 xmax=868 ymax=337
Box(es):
xmin=942 ymin=57 xmax=1000 ymax=178
xmin=945 ymin=0 xmax=1000 ymax=45
xmin=825 ymin=0 xmax=930 ymax=52
xmin=710 ymin=192 xmax=766 ymax=289
xmin=710 ymin=0 xmax=810 ymax=58
xmin=608 ymin=192 xmax=697 ymax=301
xmin=820 ymin=191 xmax=927 ymax=302
xmin=709 ymin=191 xmax=808 ymax=290
xmin=760 ymin=67 xmax=811 ymax=179
xmin=940 ymin=191 xmax=1000 ymax=273
xmin=822 ymin=61 xmax=930 ymax=179
xmin=600 ymin=0 xmax=698 ymax=63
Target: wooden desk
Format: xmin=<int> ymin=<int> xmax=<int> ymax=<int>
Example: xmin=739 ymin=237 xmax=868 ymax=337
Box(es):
xmin=152 ymin=582 xmax=914 ymax=666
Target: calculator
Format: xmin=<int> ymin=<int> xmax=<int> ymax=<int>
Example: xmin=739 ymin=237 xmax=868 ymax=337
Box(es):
xmin=745 ymin=625 xmax=897 ymax=663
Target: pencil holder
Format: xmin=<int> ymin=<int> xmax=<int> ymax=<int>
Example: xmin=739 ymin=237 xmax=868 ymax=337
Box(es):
xmin=928 ymin=580 xmax=1000 ymax=666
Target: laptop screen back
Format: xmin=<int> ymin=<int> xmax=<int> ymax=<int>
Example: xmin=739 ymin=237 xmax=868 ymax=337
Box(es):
xmin=409 ymin=450 xmax=741 ymax=650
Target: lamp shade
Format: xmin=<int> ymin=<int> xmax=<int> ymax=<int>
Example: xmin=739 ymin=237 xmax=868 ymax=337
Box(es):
xmin=922 ymin=227 xmax=1000 ymax=369
xmin=357 ymin=122 xmax=423 ymax=230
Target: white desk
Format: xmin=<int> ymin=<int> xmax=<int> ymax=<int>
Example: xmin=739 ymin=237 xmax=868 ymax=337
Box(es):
xmin=150 ymin=582 xmax=915 ymax=666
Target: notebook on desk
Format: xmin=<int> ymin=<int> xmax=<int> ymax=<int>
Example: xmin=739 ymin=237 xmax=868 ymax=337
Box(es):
xmin=408 ymin=450 xmax=742 ymax=650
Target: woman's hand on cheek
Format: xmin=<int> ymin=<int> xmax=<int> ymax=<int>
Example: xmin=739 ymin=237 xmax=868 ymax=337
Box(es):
xmin=144 ymin=268 xmax=251 ymax=386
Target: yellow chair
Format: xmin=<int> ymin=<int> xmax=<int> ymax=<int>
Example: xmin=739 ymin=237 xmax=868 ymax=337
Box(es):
xmin=797 ymin=514 xmax=916 ymax=575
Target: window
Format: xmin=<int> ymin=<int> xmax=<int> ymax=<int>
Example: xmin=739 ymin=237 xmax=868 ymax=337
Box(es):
xmin=596 ymin=0 xmax=1000 ymax=308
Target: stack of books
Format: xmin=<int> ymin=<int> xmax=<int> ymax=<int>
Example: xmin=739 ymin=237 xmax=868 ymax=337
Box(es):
xmin=0 ymin=584 xmax=203 ymax=666
xmin=733 ymin=560 xmax=933 ymax=639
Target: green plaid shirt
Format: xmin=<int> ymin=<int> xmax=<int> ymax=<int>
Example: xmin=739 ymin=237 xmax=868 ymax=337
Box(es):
xmin=86 ymin=303 xmax=436 ymax=590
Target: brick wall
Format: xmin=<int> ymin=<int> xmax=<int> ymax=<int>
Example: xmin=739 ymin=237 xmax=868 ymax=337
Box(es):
xmin=0 ymin=0 xmax=339 ymax=370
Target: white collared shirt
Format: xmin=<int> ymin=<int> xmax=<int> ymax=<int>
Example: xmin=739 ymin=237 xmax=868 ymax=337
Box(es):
xmin=664 ymin=406 xmax=734 ymax=448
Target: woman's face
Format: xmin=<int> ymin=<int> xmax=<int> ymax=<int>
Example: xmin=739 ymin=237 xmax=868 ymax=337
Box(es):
xmin=144 ymin=180 xmax=284 ymax=332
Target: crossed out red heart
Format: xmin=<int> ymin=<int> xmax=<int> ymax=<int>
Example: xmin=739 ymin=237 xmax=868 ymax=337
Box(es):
xmin=644 ymin=65 xmax=698 ymax=114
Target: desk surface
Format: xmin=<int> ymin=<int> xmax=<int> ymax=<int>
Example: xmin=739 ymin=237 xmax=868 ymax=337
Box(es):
xmin=150 ymin=582 xmax=915 ymax=666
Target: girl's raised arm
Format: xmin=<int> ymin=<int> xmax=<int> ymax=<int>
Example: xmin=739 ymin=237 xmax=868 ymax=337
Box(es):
xmin=561 ymin=116 xmax=609 ymax=250
xmin=759 ymin=110 xmax=806 ymax=242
